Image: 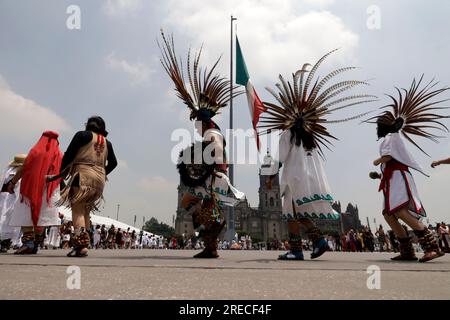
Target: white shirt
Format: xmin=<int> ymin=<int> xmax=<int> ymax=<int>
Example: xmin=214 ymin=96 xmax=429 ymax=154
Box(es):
xmin=380 ymin=132 xmax=427 ymax=176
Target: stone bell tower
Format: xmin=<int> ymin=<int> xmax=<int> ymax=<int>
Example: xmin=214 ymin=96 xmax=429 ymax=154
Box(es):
xmin=258 ymin=151 xmax=281 ymax=212
xmin=257 ymin=151 xmax=286 ymax=241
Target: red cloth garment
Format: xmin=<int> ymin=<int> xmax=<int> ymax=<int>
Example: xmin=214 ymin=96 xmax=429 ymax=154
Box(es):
xmin=20 ymin=131 xmax=63 ymax=226
xmin=378 ymin=159 xmax=423 ymax=216
xmin=378 ymin=159 xmax=409 ymax=192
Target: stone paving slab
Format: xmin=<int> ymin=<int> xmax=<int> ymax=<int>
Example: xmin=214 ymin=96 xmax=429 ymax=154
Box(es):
xmin=0 ymin=250 xmax=449 ymax=299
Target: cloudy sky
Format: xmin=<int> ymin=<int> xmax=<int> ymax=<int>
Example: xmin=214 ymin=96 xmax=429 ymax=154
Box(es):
xmin=1 ymin=0 xmax=450 ymax=229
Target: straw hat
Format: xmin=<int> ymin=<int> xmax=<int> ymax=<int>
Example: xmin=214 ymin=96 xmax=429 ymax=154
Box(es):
xmin=8 ymin=154 xmax=27 ymax=167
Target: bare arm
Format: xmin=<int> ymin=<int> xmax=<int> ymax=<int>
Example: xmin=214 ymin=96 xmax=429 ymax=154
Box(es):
xmin=373 ymin=155 xmax=392 ymax=166
xmin=370 ymin=155 xmax=391 ymax=180
xmin=431 ymin=157 xmax=450 ymax=168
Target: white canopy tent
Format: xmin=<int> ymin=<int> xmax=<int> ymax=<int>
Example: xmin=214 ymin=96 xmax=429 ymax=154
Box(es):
xmin=58 ymin=207 xmax=163 ymax=239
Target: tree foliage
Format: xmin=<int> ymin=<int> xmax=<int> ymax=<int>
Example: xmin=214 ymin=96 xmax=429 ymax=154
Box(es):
xmin=143 ymin=217 xmax=175 ymax=239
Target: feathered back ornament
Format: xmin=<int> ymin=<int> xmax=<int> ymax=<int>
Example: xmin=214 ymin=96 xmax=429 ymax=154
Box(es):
xmin=366 ymin=75 xmax=450 ymax=155
xmin=259 ymin=49 xmax=377 ymax=154
xmin=159 ymin=30 xmax=242 ymax=121
xmin=177 ymin=141 xmax=215 ymax=187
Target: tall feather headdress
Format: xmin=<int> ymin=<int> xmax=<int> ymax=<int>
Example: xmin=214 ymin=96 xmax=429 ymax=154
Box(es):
xmin=366 ymin=75 xmax=450 ymax=155
xmin=259 ymin=49 xmax=377 ymax=155
xmin=159 ymin=30 xmax=242 ymax=121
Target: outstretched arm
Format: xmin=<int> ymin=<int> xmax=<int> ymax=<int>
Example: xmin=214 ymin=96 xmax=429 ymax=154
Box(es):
xmin=431 ymin=157 xmax=450 ymax=168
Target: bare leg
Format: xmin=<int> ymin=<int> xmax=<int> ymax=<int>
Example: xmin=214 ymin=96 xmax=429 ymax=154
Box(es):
xmin=190 ymin=195 xmax=222 ymax=259
xmin=393 ymin=207 xmax=425 ymax=231
xmin=84 ymin=208 xmax=90 ymax=231
xmin=384 ymin=213 xmax=408 ymax=238
xmin=69 ymin=202 xmax=89 ymax=256
xmin=71 ymin=203 xmax=86 ymax=232
xmin=14 ymin=226 xmax=35 ymax=254
xmin=392 ymin=207 xmax=443 ymax=262
xmin=83 ymin=209 xmax=93 ymax=252
xmin=384 ymin=210 xmax=417 ymax=261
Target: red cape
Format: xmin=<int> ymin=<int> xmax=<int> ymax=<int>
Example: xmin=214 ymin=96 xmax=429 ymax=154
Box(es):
xmin=20 ymin=131 xmax=63 ymax=226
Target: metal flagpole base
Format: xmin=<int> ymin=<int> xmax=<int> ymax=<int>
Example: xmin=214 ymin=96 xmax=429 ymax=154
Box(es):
xmin=224 ymin=229 xmax=236 ymax=243
xmin=223 ymin=206 xmax=236 ymax=242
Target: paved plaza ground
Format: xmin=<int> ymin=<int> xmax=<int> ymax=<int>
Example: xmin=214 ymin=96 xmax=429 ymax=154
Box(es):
xmin=0 ymin=249 xmax=449 ymax=299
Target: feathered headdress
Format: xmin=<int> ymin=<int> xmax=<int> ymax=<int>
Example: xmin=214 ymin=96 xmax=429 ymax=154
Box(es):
xmin=259 ymin=49 xmax=377 ymax=154
xmin=366 ymin=75 xmax=450 ymax=155
xmin=159 ymin=30 xmax=242 ymax=122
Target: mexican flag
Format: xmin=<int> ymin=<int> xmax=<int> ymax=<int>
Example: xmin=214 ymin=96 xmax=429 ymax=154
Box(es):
xmin=235 ymin=36 xmax=266 ymax=151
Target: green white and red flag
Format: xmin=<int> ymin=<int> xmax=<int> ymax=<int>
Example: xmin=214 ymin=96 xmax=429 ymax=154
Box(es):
xmin=235 ymin=36 xmax=266 ymax=151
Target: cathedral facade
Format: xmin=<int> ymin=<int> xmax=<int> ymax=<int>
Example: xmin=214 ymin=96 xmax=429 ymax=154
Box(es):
xmin=175 ymin=153 xmax=361 ymax=242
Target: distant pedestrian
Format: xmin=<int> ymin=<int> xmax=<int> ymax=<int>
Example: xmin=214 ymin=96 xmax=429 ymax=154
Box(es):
xmin=93 ymin=225 xmax=101 ymax=249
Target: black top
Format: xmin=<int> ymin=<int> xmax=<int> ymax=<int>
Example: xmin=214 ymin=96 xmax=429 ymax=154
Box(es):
xmin=61 ymin=131 xmax=118 ymax=175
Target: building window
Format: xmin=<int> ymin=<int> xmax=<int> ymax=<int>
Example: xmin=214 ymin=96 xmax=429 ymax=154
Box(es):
xmin=265 ymin=201 xmax=268 ymax=207
xmin=265 ymin=193 xmax=268 ymax=200
xmin=270 ymin=197 xmax=274 ymax=207
xmin=276 ymin=193 xmax=279 ymax=199
xmin=185 ymin=224 xmax=187 ymax=228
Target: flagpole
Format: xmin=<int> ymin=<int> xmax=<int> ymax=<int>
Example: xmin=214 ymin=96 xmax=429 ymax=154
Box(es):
xmin=226 ymin=15 xmax=237 ymax=243
xmin=229 ymin=15 xmax=237 ymax=185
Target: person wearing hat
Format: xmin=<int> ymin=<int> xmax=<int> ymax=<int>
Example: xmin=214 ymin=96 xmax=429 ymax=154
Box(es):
xmin=260 ymin=50 xmax=375 ymax=261
xmin=160 ymin=31 xmax=244 ymax=258
xmin=8 ymin=131 xmax=63 ymax=254
xmin=0 ymin=154 xmax=26 ymax=252
xmin=51 ymin=116 xmax=117 ymax=257
xmin=369 ymin=77 xmax=448 ymax=262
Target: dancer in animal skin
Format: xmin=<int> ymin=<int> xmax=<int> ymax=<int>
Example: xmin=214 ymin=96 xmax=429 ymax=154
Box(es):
xmin=159 ymin=31 xmax=244 ymax=258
